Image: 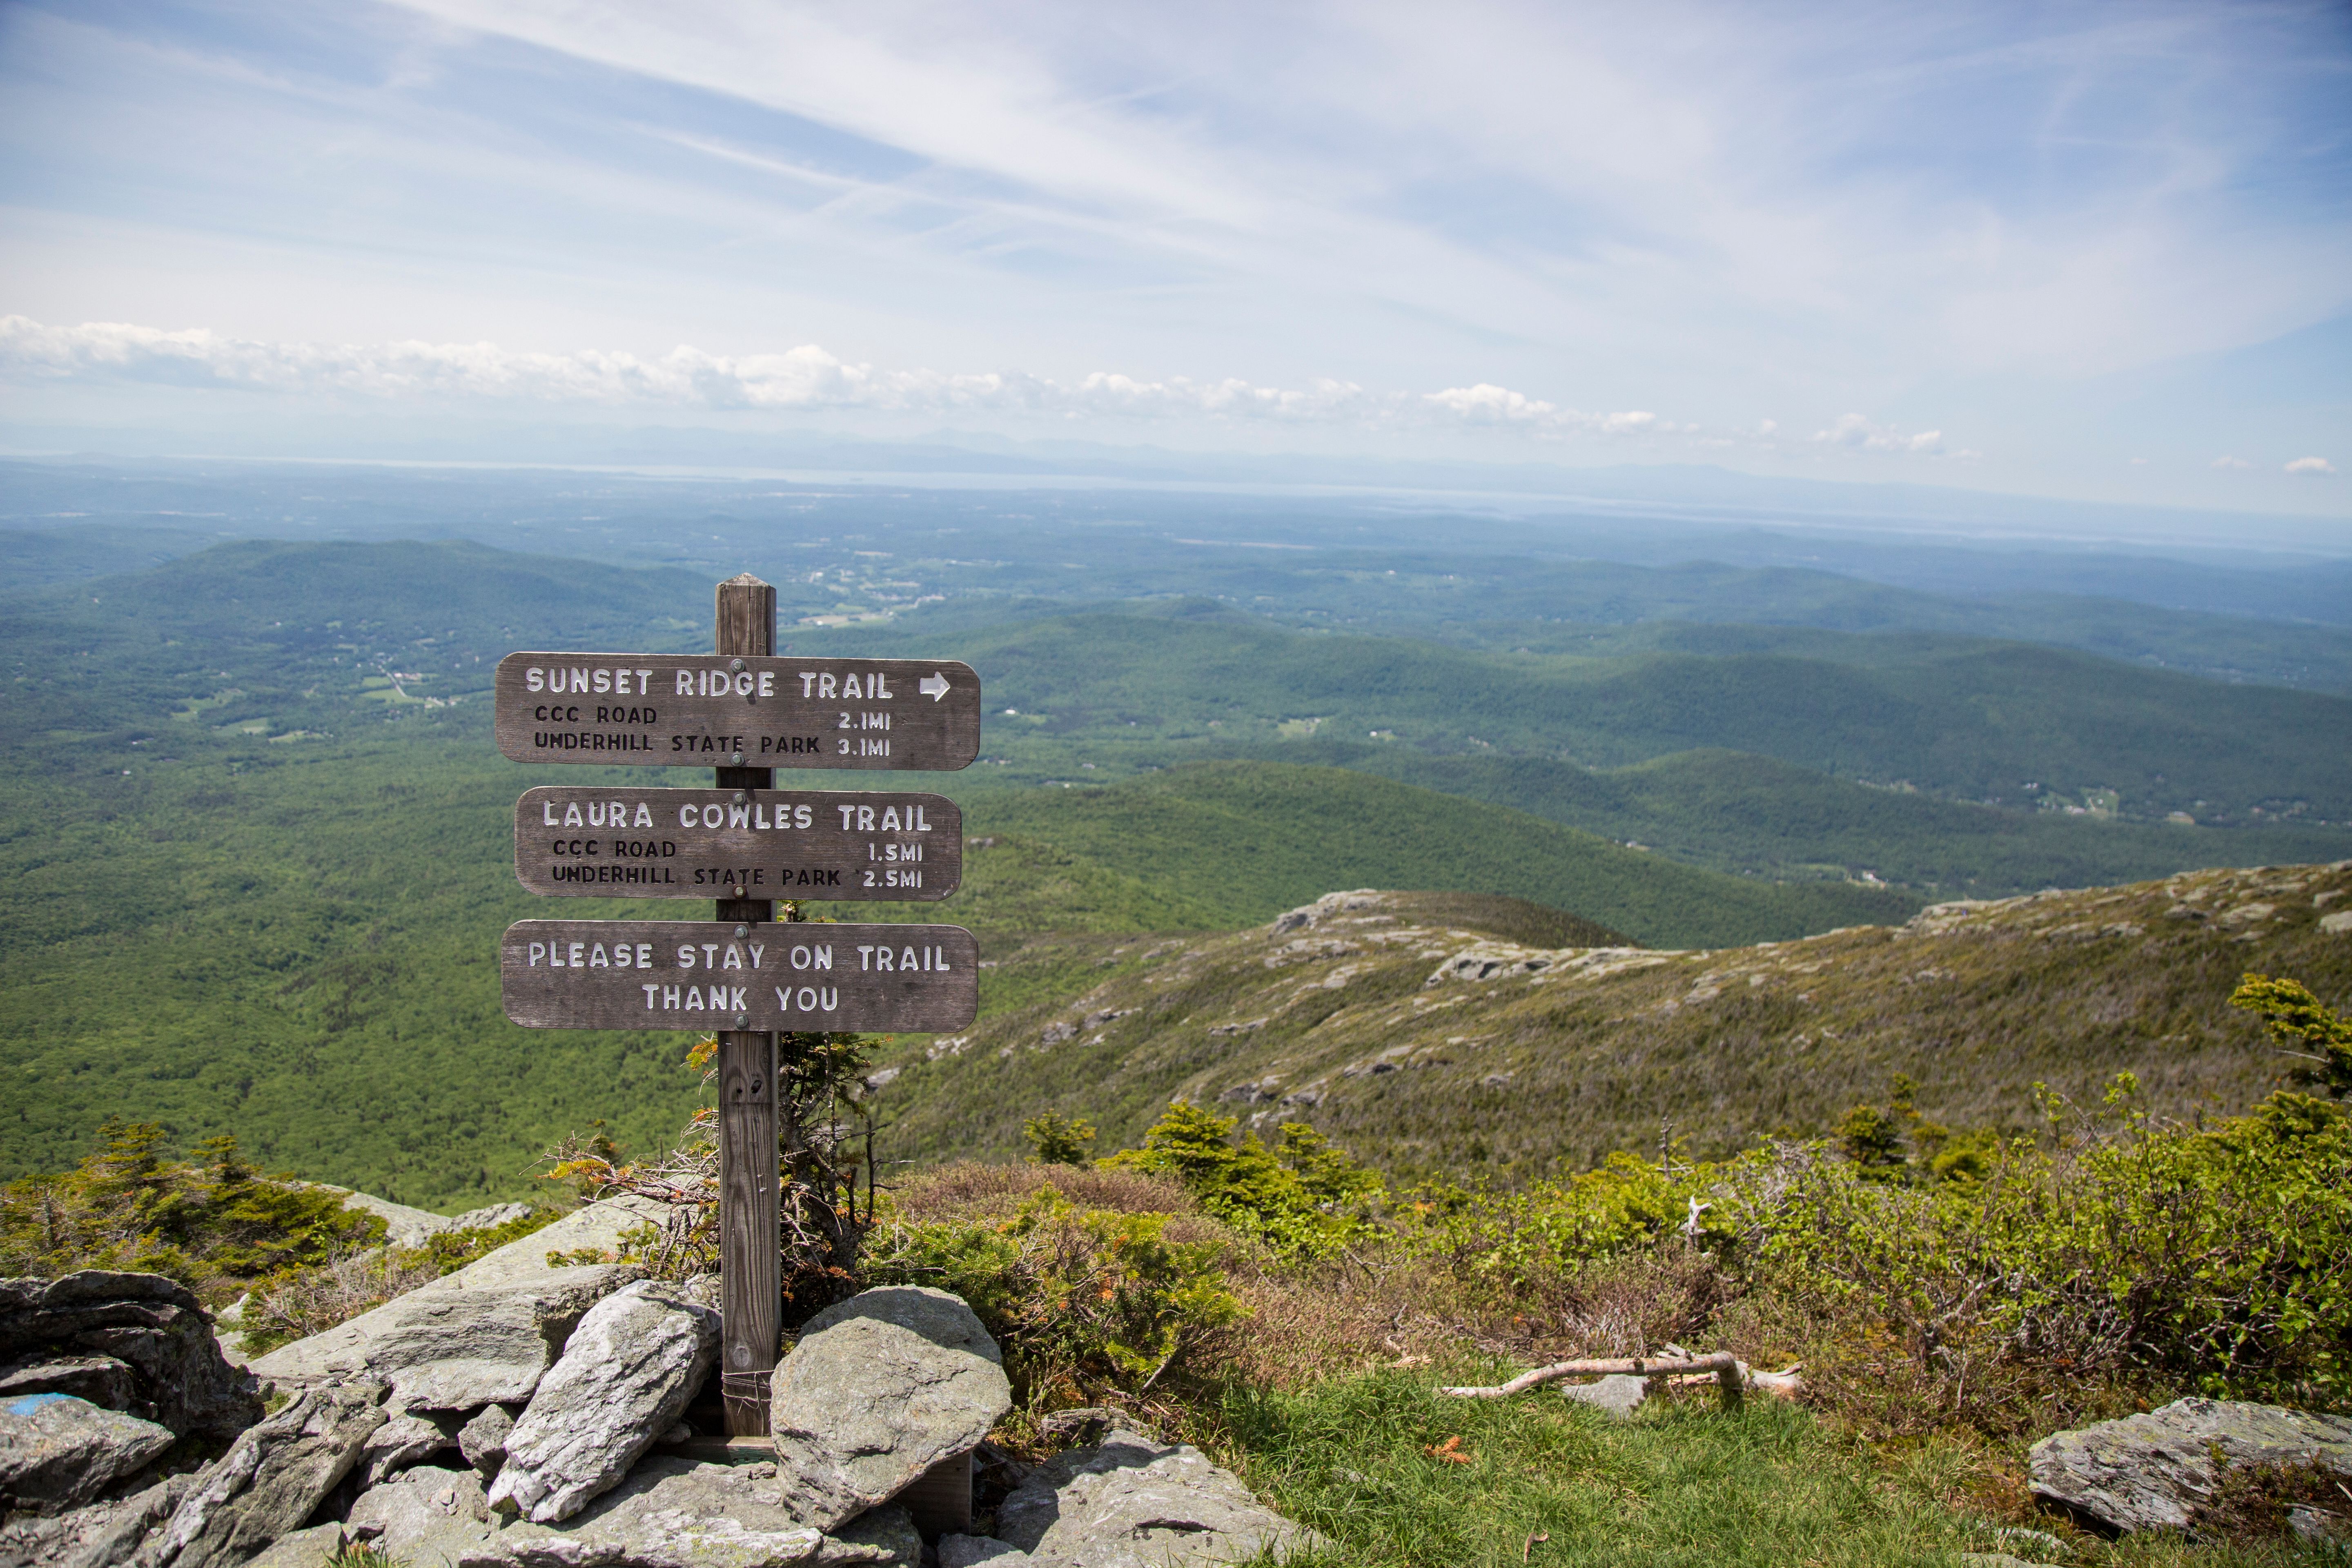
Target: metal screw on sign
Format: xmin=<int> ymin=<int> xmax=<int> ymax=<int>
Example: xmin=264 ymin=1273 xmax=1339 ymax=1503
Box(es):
xmin=734 ymin=1013 xmax=748 ymax=1028
xmin=733 ymin=791 xmax=747 ymax=804
xmin=729 ymin=658 xmax=746 ymax=673
xmin=731 ymin=752 xmax=744 ymax=766
xmin=734 ymin=924 xmax=748 ymax=938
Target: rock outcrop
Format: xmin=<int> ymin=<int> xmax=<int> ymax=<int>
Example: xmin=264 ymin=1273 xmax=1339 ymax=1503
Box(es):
xmin=461 ymin=1404 xmax=517 ymax=1480
xmin=347 ymin=1463 xmax=500 ymax=1565
xmin=2029 ymin=1397 xmax=2352 ymax=1534
xmin=489 ymin=1281 xmax=719 ymax=1523
xmin=361 ymin=1408 xmax=462 ymax=1485
xmin=993 ymin=1426 xmax=1323 ymax=1567
xmin=249 ymin=1199 xmax=657 ymax=1411
xmin=145 ymin=1381 xmax=387 ymax=1568
xmin=0 ymin=1394 xmax=176 ymax=1512
xmin=768 ymin=1287 xmax=1010 ymax=1532
xmin=497 ymin=1457 xmax=919 ymax=1568
xmin=0 ymin=1274 xmax=260 ymax=1442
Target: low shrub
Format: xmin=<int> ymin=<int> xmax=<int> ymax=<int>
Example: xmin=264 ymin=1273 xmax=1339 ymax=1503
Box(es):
xmin=1099 ymin=1101 xmax=1383 ymax=1261
xmin=0 ymin=1119 xmax=385 ymax=1299
xmin=865 ymin=1183 xmax=1247 ymax=1404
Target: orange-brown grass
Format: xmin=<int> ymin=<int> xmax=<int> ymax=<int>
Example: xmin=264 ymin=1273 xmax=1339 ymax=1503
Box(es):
xmin=888 ymin=1158 xmax=1199 ymax=1223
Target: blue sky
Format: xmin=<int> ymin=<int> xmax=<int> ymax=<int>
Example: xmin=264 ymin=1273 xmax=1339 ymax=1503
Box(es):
xmin=1 ymin=0 xmax=2346 ymax=518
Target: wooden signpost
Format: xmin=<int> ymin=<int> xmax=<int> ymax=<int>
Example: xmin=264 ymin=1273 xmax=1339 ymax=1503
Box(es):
xmin=493 ymin=575 xmax=980 ymax=1437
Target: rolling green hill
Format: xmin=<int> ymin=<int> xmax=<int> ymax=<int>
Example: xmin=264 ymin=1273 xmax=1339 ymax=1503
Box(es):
xmin=7 ymin=535 xmax=2350 ymax=1207
xmin=1275 ymin=744 xmax=2352 ymax=893
xmin=951 ymin=762 xmax=1915 ymax=945
xmin=861 ymin=861 xmax=2352 ymax=1183
xmin=838 ymin=605 xmax=2352 ymax=824
xmin=0 ymin=728 xmax=1891 ymax=1203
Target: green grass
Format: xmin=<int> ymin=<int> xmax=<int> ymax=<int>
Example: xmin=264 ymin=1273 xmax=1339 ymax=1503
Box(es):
xmin=1221 ymin=1372 xmax=1976 ymax=1567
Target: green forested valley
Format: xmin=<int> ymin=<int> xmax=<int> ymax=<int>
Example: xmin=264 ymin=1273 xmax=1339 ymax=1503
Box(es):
xmin=4 ymin=525 xmax=2349 ymax=1207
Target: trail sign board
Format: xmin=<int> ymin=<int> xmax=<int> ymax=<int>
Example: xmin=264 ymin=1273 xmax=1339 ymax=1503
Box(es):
xmin=500 ymin=920 xmax=980 ymax=1033
xmin=493 ymin=653 xmax=982 ymax=771
xmin=514 ymin=786 xmax=960 ymax=901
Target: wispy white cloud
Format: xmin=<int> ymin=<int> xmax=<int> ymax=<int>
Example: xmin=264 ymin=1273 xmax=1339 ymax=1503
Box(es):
xmin=1812 ymin=413 xmax=1947 ymax=456
xmin=0 ymin=316 xmax=1713 ymax=445
xmin=2211 ymin=455 xmax=2252 ymax=470
xmin=2285 ymin=456 xmax=2337 ymax=476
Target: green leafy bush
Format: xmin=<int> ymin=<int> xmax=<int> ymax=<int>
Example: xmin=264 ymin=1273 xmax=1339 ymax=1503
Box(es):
xmin=865 ymin=1184 xmax=1245 ymax=1399
xmin=1098 ymin=1101 xmax=1383 ymax=1260
xmin=1399 ymin=1062 xmax=2352 ymax=1430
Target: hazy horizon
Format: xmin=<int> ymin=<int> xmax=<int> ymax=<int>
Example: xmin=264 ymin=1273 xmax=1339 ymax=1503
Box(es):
xmin=2 ymin=0 xmax=2346 ymax=530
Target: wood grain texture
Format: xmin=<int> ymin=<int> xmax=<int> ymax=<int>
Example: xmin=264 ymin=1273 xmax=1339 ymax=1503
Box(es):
xmin=717 ymin=573 xmax=780 ymax=1438
xmin=491 ymin=651 xmax=982 ymax=771
xmin=496 ymin=920 xmax=980 ymax=1031
xmin=510 ymin=786 xmax=960 ymax=901
xmin=717 ymin=1027 xmax=780 ymax=1436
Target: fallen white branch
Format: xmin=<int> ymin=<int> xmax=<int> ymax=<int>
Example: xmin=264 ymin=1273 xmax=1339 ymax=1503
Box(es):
xmin=1438 ymin=1352 xmax=1804 ymax=1408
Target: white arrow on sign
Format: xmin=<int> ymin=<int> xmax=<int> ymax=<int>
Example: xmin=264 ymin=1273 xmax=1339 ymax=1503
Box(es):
xmin=918 ymin=672 xmax=952 ymax=701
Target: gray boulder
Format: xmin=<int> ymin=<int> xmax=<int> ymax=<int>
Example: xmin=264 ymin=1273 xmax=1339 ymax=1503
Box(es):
xmin=496 ymin=1456 xmax=918 ymax=1567
xmin=2029 ymin=1396 xmax=2352 ymax=1534
xmin=489 ymin=1282 xmax=719 ymax=1523
xmin=450 ymin=1205 xmax=539 ymax=1234
xmin=824 ymin=1505 xmax=922 ymax=1568
xmin=0 ymin=1394 xmax=177 ymax=1512
xmin=239 ymin=1523 xmax=345 ymax=1568
xmin=249 ymin=1200 xmax=657 ymax=1412
xmin=0 ymin=1357 xmax=141 ymax=1413
xmin=0 ymin=1274 xmax=260 ymax=1442
xmin=996 ymin=1428 xmax=1322 ymax=1568
xmin=144 ymin=1381 xmax=387 ymax=1568
xmin=346 ymin=1464 xmax=500 ymax=1566
xmin=361 ymin=1408 xmax=462 ymax=1485
xmin=768 ymin=1287 xmax=1010 ymax=1532
xmin=938 ymin=1538 xmax=1030 ymax=1567
xmin=53 ymin=1472 xmax=201 ymax=1568
xmin=461 ymin=1405 xmax=517 ymax=1479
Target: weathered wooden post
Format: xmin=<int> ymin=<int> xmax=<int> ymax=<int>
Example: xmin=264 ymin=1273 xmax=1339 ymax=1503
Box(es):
xmin=713 ymin=573 xmax=780 ymax=1436
xmin=491 ymin=583 xmax=983 ymax=1446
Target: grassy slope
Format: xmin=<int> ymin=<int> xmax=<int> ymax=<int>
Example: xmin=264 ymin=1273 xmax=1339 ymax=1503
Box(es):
xmin=864 ymin=862 xmax=2352 ymax=1183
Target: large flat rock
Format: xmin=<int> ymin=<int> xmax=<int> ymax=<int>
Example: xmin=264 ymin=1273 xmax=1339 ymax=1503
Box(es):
xmin=995 ymin=1428 xmax=1322 ymax=1568
xmin=2029 ymin=1397 xmax=2352 ymax=1534
xmin=768 ymin=1287 xmax=1009 ymax=1533
xmin=249 ymin=1200 xmax=657 ymax=1411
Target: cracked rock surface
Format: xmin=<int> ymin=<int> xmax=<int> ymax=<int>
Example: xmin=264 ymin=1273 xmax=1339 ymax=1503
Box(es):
xmin=2029 ymin=1397 xmax=2352 ymax=1534
xmin=995 ymin=1428 xmax=1322 ymax=1568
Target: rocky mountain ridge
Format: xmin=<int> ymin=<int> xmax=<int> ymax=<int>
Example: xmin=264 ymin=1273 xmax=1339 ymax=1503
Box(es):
xmin=874 ymin=861 xmax=2352 ymax=1178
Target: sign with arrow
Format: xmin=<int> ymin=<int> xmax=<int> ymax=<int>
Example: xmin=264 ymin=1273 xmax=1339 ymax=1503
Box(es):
xmin=492 ymin=653 xmax=982 ymax=771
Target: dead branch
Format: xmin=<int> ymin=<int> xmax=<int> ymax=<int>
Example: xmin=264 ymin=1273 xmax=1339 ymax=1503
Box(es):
xmin=1439 ymin=1350 xmax=1795 ymax=1410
